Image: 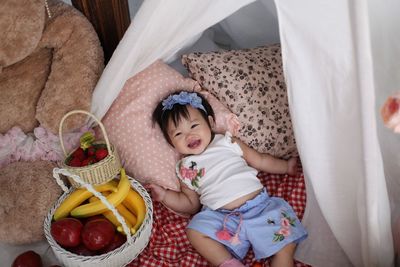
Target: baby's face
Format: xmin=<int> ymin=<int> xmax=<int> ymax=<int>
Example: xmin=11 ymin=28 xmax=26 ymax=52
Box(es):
xmin=167 ymin=106 xmax=212 ymax=155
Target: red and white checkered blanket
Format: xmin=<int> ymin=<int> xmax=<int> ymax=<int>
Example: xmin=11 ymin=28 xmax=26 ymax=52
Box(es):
xmin=128 ymin=170 xmax=310 ymax=267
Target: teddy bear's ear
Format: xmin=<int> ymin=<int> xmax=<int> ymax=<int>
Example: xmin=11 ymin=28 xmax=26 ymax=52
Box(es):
xmin=0 ymin=0 xmax=45 ymax=69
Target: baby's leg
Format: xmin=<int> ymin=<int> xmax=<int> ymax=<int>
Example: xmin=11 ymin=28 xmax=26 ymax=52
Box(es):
xmin=186 ymin=228 xmax=243 ymax=267
xmin=270 ymin=243 xmax=296 ymax=267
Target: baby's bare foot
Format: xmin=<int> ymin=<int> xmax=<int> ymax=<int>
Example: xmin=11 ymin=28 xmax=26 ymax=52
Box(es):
xmin=287 ymin=157 xmax=298 ymax=176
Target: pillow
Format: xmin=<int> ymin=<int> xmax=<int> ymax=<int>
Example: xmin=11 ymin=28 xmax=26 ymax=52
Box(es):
xmin=182 ymin=44 xmax=297 ymax=159
xmin=102 ymin=60 xmax=238 ymax=191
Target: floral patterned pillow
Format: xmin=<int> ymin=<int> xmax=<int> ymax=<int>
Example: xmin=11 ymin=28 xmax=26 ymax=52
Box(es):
xmin=182 ymin=44 xmax=297 ymax=159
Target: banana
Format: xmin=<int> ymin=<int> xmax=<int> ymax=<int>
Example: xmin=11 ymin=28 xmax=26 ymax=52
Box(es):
xmin=117 ymin=203 xmax=137 ymax=231
xmin=88 ymin=195 xmax=137 ymax=235
xmin=70 ymin=168 xmax=130 ymax=218
xmin=53 ymin=183 xmax=117 ymax=221
xmin=122 ymin=188 xmax=146 ymax=234
xmin=87 ymin=195 xmax=127 ymax=228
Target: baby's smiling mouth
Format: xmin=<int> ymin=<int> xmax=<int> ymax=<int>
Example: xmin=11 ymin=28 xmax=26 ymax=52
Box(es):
xmin=188 ymin=139 xmax=201 ymax=149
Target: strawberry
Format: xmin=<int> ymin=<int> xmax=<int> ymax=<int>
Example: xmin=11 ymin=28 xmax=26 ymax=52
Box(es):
xmin=95 ymin=148 xmax=108 ymax=161
xmin=81 ymin=156 xmax=96 ymax=166
xmin=95 ymin=143 xmax=107 ymax=150
xmin=87 ymin=146 xmax=96 ymax=157
xmin=68 ymin=157 xmax=82 ymax=167
xmin=71 ymin=147 xmax=85 ymax=161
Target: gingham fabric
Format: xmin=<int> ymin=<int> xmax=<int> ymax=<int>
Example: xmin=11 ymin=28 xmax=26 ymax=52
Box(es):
xmin=128 ymin=169 xmax=310 ymax=267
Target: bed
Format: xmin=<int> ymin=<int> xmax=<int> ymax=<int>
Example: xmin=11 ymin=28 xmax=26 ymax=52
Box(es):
xmin=127 ymin=170 xmax=308 ymax=267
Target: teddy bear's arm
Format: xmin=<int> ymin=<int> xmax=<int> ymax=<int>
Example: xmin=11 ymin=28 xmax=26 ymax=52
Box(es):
xmin=36 ymin=1 xmax=104 ymax=134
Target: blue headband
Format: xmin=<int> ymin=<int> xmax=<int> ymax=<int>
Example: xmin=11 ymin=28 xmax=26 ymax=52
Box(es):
xmin=162 ymin=91 xmax=206 ymax=113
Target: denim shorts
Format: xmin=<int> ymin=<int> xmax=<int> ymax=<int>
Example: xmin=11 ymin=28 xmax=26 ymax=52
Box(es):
xmin=187 ymin=189 xmax=307 ymax=260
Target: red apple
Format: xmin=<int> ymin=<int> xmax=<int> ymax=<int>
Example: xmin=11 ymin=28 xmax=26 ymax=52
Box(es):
xmin=98 ymin=232 xmax=127 ymax=254
xmin=82 ymin=214 xmax=104 ymax=224
xmin=78 ymin=215 xmax=106 ymax=228
xmin=51 ymin=217 xmax=83 ymax=247
xmin=12 ymin=250 xmax=42 ymax=267
xmin=82 ymin=218 xmax=115 ymax=251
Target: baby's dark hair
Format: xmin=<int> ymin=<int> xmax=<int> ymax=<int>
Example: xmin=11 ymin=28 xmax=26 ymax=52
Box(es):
xmin=152 ymin=91 xmax=215 ymax=145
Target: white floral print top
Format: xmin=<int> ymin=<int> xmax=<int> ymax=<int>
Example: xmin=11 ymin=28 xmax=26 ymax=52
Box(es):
xmin=176 ymin=132 xmax=263 ymax=210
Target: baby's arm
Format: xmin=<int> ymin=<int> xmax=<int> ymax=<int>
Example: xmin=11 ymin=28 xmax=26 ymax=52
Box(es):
xmin=233 ymin=137 xmax=298 ymax=175
xmin=147 ymin=181 xmax=201 ymax=214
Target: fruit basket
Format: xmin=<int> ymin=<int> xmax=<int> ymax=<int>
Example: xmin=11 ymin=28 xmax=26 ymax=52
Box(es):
xmin=44 ymin=168 xmax=153 ymax=267
xmin=59 ymin=110 xmax=121 ymax=188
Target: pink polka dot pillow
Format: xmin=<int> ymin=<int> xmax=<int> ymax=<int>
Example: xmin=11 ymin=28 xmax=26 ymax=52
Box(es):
xmin=102 ymin=60 xmax=237 ymax=191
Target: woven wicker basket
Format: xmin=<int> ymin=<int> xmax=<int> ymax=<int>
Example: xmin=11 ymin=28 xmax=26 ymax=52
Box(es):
xmin=59 ymin=110 xmax=121 ymax=188
xmin=44 ymin=168 xmax=153 ymax=267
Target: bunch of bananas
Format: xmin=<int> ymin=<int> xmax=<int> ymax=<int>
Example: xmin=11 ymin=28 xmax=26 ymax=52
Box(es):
xmin=53 ymin=168 xmax=146 ymax=235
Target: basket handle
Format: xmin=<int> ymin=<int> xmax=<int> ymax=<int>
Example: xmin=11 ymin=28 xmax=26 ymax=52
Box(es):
xmin=53 ymin=168 xmax=134 ymax=243
xmin=58 ymin=110 xmax=112 ymax=157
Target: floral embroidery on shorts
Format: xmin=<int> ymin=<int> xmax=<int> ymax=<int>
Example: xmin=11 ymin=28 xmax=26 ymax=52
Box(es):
xmin=179 ymin=161 xmax=205 ymax=188
xmin=272 ymin=210 xmax=296 ymax=242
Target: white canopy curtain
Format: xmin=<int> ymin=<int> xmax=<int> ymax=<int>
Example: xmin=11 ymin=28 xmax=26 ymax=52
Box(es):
xmin=275 ymin=0 xmax=395 ymax=266
xmin=90 ymin=0 xmax=256 ymax=120
xmin=90 ymin=0 xmax=397 ymax=266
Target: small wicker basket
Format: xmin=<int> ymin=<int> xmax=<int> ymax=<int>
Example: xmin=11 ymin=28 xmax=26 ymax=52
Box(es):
xmin=44 ymin=168 xmax=153 ymax=267
xmin=59 ymin=110 xmax=121 ymax=188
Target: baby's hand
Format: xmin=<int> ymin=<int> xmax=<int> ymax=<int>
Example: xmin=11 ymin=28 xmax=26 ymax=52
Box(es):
xmin=287 ymin=157 xmax=298 ymax=176
xmin=145 ymin=183 xmax=167 ymax=202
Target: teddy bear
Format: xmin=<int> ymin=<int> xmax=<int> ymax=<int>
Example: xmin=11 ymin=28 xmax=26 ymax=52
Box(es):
xmin=0 ymin=0 xmax=104 ymax=245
